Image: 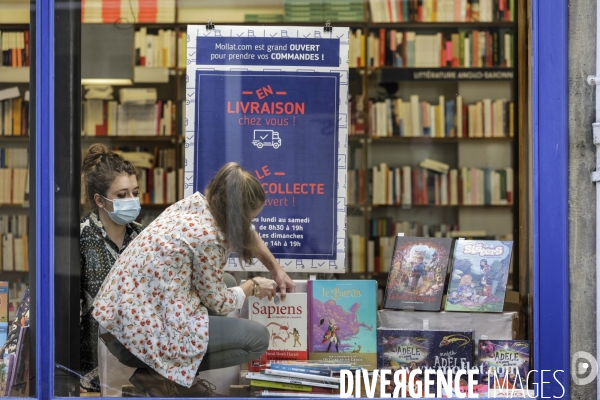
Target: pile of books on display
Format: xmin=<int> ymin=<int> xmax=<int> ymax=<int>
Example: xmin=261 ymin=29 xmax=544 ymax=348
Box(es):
xmin=246 ymin=362 xmax=344 ymax=397
xmin=283 ymin=0 xmax=364 ymax=22
xmin=244 ymin=14 xmax=284 ymax=23
xmin=0 ymin=87 xmax=29 ymax=137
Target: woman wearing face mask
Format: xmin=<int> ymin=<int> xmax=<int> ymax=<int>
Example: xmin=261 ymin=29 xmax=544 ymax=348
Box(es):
xmin=79 ymin=143 xmax=145 ymax=391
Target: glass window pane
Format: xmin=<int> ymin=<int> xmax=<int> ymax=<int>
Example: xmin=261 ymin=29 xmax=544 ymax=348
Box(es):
xmin=0 ymin=0 xmax=34 ymax=396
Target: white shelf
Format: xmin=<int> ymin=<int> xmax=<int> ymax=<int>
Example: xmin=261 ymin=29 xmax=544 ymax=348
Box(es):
xmin=0 ymin=67 xmax=29 ymax=83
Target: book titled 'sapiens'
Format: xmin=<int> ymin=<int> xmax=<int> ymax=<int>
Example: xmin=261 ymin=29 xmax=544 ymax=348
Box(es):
xmin=383 ymin=237 xmax=453 ymax=311
xmin=478 ymin=340 xmax=531 ymax=388
xmin=307 ymin=280 xmax=377 ymax=370
xmin=445 ymin=240 xmax=513 ymax=312
xmin=248 ymin=293 xmax=307 ymax=372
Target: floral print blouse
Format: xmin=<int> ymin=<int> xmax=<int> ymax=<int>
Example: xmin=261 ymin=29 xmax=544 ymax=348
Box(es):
xmin=93 ymin=192 xmax=241 ymax=388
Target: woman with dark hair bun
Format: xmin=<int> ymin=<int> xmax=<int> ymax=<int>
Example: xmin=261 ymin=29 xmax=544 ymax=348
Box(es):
xmin=79 ymin=143 xmax=145 ymax=391
xmin=93 ymin=162 xmax=296 ymax=397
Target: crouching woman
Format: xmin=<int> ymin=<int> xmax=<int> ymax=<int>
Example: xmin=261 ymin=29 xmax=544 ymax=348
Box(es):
xmin=93 ymin=162 xmax=295 ymax=397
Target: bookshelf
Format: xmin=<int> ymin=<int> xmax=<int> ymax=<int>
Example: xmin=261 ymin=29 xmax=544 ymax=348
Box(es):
xmin=0 ymin=23 xmax=31 ymax=305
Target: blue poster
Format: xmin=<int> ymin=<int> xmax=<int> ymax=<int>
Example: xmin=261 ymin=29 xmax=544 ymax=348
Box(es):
xmin=194 ymin=70 xmax=339 ymax=259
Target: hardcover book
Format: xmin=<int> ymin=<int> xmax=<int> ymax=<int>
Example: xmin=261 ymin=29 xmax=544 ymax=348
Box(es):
xmin=307 ymin=280 xmax=377 ymax=370
xmin=477 ymin=340 xmax=531 ymax=388
xmin=426 ymin=330 xmax=475 ymax=397
xmin=248 ymin=293 xmax=308 ymax=372
xmin=444 ymin=240 xmax=514 ymax=312
xmin=383 ymin=237 xmax=453 ymax=311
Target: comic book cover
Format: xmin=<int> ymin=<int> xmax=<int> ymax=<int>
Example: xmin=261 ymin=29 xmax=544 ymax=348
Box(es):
xmin=427 ymin=330 xmax=475 ymax=397
xmin=477 ymin=340 xmax=531 ymax=389
xmin=248 ymin=293 xmax=308 ymax=372
xmin=445 ymin=240 xmax=514 ymax=312
xmin=383 ymin=237 xmax=453 ymax=311
xmin=307 ymin=280 xmax=377 ymax=370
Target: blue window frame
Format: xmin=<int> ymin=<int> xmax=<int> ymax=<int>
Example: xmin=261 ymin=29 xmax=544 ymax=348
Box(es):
xmin=31 ymin=0 xmax=569 ymax=398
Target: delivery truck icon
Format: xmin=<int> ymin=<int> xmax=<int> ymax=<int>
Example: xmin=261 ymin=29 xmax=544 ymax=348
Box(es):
xmin=252 ymin=129 xmax=281 ymax=149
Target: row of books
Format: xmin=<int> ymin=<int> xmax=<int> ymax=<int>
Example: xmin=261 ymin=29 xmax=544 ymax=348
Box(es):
xmin=81 ymin=0 xmax=175 ymax=23
xmin=283 ymin=0 xmax=364 ymax=22
xmin=1 ymin=233 xmax=28 ymax=272
xmin=369 ymin=0 xmax=515 ymax=23
xmin=137 ymin=167 xmax=182 ymax=205
xmin=368 ymin=95 xmax=514 ymax=138
xmin=0 ymin=169 xmax=29 ymax=205
xmin=0 ymin=32 xmax=29 ymax=68
xmin=350 ymin=28 xmax=513 ymax=68
xmin=0 ymin=215 xmax=28 ymax=237
xmin=0 ymin=98 xmax=29 ymax=136
xmin=82 ymin=99 xmax=177 ymax=137
xmin=134 ymin=28 xmax=182 ymax=68
xmin=0 ymin=148 xmax=28 ymax=169
xmin=347 ymin=165 xmax=513 ymax=206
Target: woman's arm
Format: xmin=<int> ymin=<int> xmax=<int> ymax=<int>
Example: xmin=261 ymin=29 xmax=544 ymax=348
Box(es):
xmin=253 ymin=231 xmax=296 ymax=300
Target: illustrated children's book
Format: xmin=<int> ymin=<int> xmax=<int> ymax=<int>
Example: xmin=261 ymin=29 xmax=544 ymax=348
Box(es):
xmin=426 ymin=330 xmax=475 ymax=397
xmin=477 ymin=340 xmax=531 ymax=389
xmin=248 ymin=293 xmax=308 ymax=372
xmin=377 ymin=328 xmax=430 ymax=396
xmin=444 ymin=240 xmax=514 ymax=312
xmin=307 ymin=280 xmax=377 ymax=370
xmin=383 ymin=237 xmax=453 ymax=311
xmin=0 ymin=282 xmax=8 ymax=346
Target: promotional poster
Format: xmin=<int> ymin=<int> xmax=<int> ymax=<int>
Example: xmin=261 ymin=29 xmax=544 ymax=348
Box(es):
xmin=186 ymin=25 xmax=349 ymax=272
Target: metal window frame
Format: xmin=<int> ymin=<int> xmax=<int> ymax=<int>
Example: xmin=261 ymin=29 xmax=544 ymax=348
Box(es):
xmin=27 ymin=0 xmax=569 ymax=397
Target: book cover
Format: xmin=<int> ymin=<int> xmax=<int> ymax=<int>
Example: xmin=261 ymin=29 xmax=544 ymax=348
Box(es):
xmin=377 ymin=328 xmax=430 ymax=371
xmin=478 ymin=340 xmax=530 ymax=388
xmin=426 ymin=330 xmax=475 ymax=396
xmin=269 ymin=363 xmax=333 ymax=377
xmin=444 ymin=240 xmax=514 ymax=312
xmin=248 ymin=293 xmax=308 ymax=372
xmin=383 ymin=237 xmax=453 ymax=311
xmin=307 ymin=280 xmax=377 ymax=370
xmin=246 ymin=372 xmax=338 ymax=389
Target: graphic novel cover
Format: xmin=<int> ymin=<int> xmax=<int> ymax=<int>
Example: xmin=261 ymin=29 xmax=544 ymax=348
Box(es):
xmin=383 ymin=237 xmax=453 ymax=311
xmin=377 ymin=329 xmax=430 ymax=396
xmin=444 ymin=240 xmax=514 ymax=312
xmin=248 ymin=293 xmax=308 ymax=372
xmin=478 ymin=340 xmax=531 ymax=389
xmin=307 ymin=280 xmax=377 ymax=370
xmin=427 ymin=330 xmax=475 ymax=397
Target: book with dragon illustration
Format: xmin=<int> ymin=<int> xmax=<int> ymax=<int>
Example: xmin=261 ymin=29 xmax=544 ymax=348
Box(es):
xmin=248 ymin=293 xmax=308 ymax=372
xmin=427 ymin=330 xmax=475 ymax=397
xmin=383 ymin=237 xmax=453 ymax=311
xmin=307 ymin=280 xmax=377 ymax=370
xmin=477 ymin=340 xmax=531 ymax=388
xmin=444 ymin=240 xmax=514 ymax=312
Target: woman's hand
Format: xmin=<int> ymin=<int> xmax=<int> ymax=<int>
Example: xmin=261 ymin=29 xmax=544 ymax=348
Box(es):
xmin=271 ymin=268 xmax=296 ymax=301
xmin=252 ymin=276 xmax=278 ymax=300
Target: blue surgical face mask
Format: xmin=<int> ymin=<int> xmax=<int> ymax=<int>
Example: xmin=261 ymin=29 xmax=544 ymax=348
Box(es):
xmin=101 ymin=195 xmax=141 ymax=225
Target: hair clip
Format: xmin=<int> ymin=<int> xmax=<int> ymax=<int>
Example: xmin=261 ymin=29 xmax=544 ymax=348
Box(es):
xmin=324 ymin=20 xmax=332 ymax=33
xmin=207 ymin=19 xmax=215 ymax=30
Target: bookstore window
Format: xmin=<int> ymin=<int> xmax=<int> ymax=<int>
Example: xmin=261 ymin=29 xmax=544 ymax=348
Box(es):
xmin=48 ymin=0 xmax=534 ymax=397
xmin=0 ymin=0 xmax=33 ymax=396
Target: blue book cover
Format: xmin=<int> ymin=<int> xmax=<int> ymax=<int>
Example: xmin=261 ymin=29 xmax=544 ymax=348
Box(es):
xmin=269 ymin=364 xmax=333 ymax=377
xmin=478 ymin=340 xmax=531 ymax=388
xmin=445 ymin=240 xmax=514 ymax=312
xmin=307 ymin=280 xmax=377 ymax=370
xmin=445 ymin=101 xmax=455 ymax=137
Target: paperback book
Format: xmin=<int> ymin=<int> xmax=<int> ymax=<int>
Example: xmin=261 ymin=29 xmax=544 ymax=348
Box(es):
xmin=426 ymin=330 xmax=475 ymax=397
xmin=383 ymin=237 xmax=453 ymax=311
xmin=308 ymin=280 xmax=377 ymax=370
xmin=478 ymin=340 xmax=531 ymax=389
xmin=248 ymin=293 xmax=308 ymax=372
xmin=445 ymin=240 xmax=514 ymax=312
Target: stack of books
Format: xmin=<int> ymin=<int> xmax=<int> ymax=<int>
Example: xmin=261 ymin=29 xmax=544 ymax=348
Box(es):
xmin=135 ymin=28 xmax=177 ymax=68
xmin=323 ymin=0 xmax=364 ymax=22
xmin=284 ymin=0 xmax=324 ymax=22
xmin=246 ymin=362 xmax=344 ymax=397
xmin=0 ymin=31 xmax=30 ymax=67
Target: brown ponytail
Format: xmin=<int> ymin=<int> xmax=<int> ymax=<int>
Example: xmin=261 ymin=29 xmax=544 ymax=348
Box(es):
xmin=81 ymin=143 xmax=137 ymax=210
xmin=205 ymin=162 xmax=266 ymax=265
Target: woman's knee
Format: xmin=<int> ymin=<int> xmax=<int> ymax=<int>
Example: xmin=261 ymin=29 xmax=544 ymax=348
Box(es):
xmin=250 ymin=323 xmax=269 ymax=354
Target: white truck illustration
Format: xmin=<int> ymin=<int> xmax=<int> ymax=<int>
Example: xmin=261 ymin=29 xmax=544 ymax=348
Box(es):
xmin=252 ymin=129 xmax=281 ymax=149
